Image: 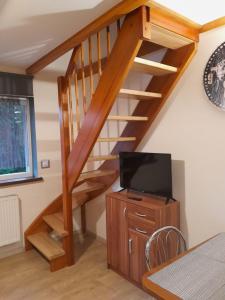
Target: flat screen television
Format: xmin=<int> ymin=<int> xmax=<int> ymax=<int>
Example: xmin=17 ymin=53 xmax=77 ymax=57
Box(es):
xmin=119 ymin=152 xmax=172 ymax=199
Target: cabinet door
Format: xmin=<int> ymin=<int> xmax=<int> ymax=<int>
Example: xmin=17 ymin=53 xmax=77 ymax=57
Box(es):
xmin=106 ymin=196 xmax=129 ymax=276
xmin=128 ymin=228 xmax=148 ymax=284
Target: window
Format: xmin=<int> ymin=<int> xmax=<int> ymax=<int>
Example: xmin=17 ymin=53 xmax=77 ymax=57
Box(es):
xmin=0 ymin=72 xmax=37 ymax=182
xmin=0 ymin=97 xmax=33 ymax=180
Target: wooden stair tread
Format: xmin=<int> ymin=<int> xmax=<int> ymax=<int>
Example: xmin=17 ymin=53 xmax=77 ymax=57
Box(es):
xmin=88 ymin=155 xmax=118 ymax=162
xmin=72 ymin=194 xmax=89 ymax=210
xmin=108 ymin=115 xmax=148 ymax=121
xmin=72 ymin=181 xmax=105 ymax=195
xmin=27 ymin=232 xmax=65 ymax=261
xmin=119 ymin=88 xmax=162 ymax=100
xmin=97 ymin=137 xmax=136 ymax=142
xmin=133 ymin=57 xmax=178 ymax=76
xmin=43 ymin=214 xmax=68 ymax=237
xmin=78 ymin=169 xmax=115 ymax=182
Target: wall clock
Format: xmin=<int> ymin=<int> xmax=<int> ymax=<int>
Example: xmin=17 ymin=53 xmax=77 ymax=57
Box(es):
xmin=203 ymin=42 xmax=225 ymax=110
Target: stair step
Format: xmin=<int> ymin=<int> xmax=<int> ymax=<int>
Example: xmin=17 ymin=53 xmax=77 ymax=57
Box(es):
xmin=97 ymin=137 xmax=136 ymax=142
xmin=133 ymin=57 xmax=177 ymax=76
xmin=108 ymin=115 xmax=148 ymax=121
xmin=27 ymin=232 xmax=65 ymax=261
xmin=78 ymin=169 xmax=115 ymax=183
xmin=72 ymin=193 xmax=89 ymax=210
xmin=73 ymin=181 xmax=105 ymax=196
xmin=88 ymin=155 xmax=118 ymax=162
xmin=119 ymin=88 xmax=162 ymax=100
xmin=72 ymin=180 xmax=108 ymax=209
xmin=43 ymin=214 xmax=68 ymax=237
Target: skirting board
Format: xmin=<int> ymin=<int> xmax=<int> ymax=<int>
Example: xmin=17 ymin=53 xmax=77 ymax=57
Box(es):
xmin=0 ymin=241 xmax=24 ymax=259
xmin=51 ymin=229 xmax=106 ymax=244
xmin=86 ymin=230 xmax=106 ymax=245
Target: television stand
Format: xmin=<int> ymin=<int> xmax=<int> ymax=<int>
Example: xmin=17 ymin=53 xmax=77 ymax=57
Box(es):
xmin=106 ymin=191 xmax=180 ymax=287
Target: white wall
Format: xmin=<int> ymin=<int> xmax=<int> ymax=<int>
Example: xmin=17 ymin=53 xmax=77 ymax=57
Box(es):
xmin=87 ymin=26 xmax=225 ymax=248
xmin=1 ymin=25 xmax=225 ymax=250
xmin=0 ymin=67 xmax=63 ymax=240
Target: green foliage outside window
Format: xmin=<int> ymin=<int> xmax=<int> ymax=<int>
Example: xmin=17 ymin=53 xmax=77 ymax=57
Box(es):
xmin=0 ymin=98 xmax=29 ymax=177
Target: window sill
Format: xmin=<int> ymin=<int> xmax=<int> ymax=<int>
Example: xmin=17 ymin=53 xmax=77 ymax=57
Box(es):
xmin=0 ymin=176 xmax=43 ymax=187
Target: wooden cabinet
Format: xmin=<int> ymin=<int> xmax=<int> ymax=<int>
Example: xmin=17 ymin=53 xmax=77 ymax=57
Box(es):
xmin=106 ymin=191 xmax=180 ymax=286
xmin=106 ymin=196 xmax=129 ymax=276
xmin=128 ymin=228 xmax=148 ymax=283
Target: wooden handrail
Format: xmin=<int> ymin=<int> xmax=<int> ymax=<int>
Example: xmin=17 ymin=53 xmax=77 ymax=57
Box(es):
xmin=65 ymin=45 xmax=81 ymax=80
xmin=67 ymin=7 xmax=148 ymax=192
xmin=26 ymin=0 xmax=150 ymax=74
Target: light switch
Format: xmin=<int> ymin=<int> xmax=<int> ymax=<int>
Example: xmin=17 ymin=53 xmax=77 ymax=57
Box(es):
xmin=41 ymin=160 xmax=50 ymax=169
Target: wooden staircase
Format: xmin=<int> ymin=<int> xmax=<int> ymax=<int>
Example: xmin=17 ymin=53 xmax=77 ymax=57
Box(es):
xmin=24 ymin=4 xmax=199 ymax=271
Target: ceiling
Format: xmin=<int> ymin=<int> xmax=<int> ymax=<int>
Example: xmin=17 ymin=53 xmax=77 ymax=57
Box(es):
xmin=0 ymin=0 xmax=122 ymax=68
xmin=0 ymin=0 xmax=224 ymax=69
xmin=156 ymin=0 xmax=225 ymax=24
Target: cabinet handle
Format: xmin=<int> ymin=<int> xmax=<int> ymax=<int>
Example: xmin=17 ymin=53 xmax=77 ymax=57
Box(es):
xmin=135 ymin=212 xmax=147 ymax=218
xmin=135 ymin=228 xmax=148 ymax=235
xmin=128 ymin=238 xmax=132 ymax=254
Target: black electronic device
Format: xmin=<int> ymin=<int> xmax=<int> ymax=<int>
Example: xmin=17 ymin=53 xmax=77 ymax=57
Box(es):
xmin=119 ymin=152 xmax=173 ymax=202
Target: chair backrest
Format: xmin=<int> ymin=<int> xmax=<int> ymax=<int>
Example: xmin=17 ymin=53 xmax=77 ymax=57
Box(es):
xmin=145 ymin=226 xmax=187 ymax=270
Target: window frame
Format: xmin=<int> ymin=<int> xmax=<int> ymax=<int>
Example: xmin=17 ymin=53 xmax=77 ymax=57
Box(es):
xmin=0 ymin=95 xmax=37 ymax=182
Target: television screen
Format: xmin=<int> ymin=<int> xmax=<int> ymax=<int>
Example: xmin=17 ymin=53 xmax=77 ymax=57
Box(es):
xmin=119 ymin=152 xmax=172 ymax=198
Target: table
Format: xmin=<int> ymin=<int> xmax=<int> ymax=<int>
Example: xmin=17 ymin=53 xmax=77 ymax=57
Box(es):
xmin=143 ymin=233 xmax=225 ymax=300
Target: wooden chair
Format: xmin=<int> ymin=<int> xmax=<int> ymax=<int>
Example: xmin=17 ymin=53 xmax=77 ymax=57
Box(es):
xmin=145 ymin=226 xmax=187 ymax=270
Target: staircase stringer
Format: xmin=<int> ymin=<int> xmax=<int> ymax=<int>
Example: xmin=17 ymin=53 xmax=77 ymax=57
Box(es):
xmin=24 ymin=194 xmax=62 ymax=250
xmin=93 ymin=42 xmax=198 ymax=189
xmin=66 ymin=7 xmax=150 ymax=193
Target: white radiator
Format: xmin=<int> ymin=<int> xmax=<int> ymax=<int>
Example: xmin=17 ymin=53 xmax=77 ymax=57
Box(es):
xmin=0 ymin=195 xmax=21 ymax=247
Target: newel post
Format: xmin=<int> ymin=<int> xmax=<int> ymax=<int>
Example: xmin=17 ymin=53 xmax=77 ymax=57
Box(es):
xmin=57 ymin=76 xmax=74 ymax=266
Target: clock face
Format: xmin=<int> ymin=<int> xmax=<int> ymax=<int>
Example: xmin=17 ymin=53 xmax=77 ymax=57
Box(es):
xmin=203 ymin=42 xmax=225 ymax=110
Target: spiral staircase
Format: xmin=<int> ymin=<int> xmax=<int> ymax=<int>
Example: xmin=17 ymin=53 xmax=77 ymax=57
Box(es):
xmin=24 ymin=3 xmax=199 ymax=271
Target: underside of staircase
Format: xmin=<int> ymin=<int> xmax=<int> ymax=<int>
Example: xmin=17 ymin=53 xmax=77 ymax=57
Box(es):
xmin=24 ymin=2 xmax=199 ymax=271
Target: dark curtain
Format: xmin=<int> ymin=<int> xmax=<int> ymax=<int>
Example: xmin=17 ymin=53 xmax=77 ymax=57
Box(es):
xmin=0 ymin=72 xmax=33 ymax=97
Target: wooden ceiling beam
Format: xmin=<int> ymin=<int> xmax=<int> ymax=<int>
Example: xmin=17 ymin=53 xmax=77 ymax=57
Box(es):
xmin=200 ymin=16 xmax=225 ymax=33
xmin=26 ymin=0 xmax=149 ymax=75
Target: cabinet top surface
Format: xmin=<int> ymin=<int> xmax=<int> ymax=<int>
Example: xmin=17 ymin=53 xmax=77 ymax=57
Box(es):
xmin=107 ymin=191 xmax=178 ymax=209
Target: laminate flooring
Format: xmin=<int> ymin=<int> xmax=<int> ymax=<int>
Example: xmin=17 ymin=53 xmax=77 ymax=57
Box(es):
xmin=0 ymin=234 xmax=151 ymax=300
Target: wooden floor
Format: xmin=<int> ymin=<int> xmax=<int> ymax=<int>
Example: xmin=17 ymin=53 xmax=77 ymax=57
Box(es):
xmin=0 ymin=234 xmax=150 ymax=300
